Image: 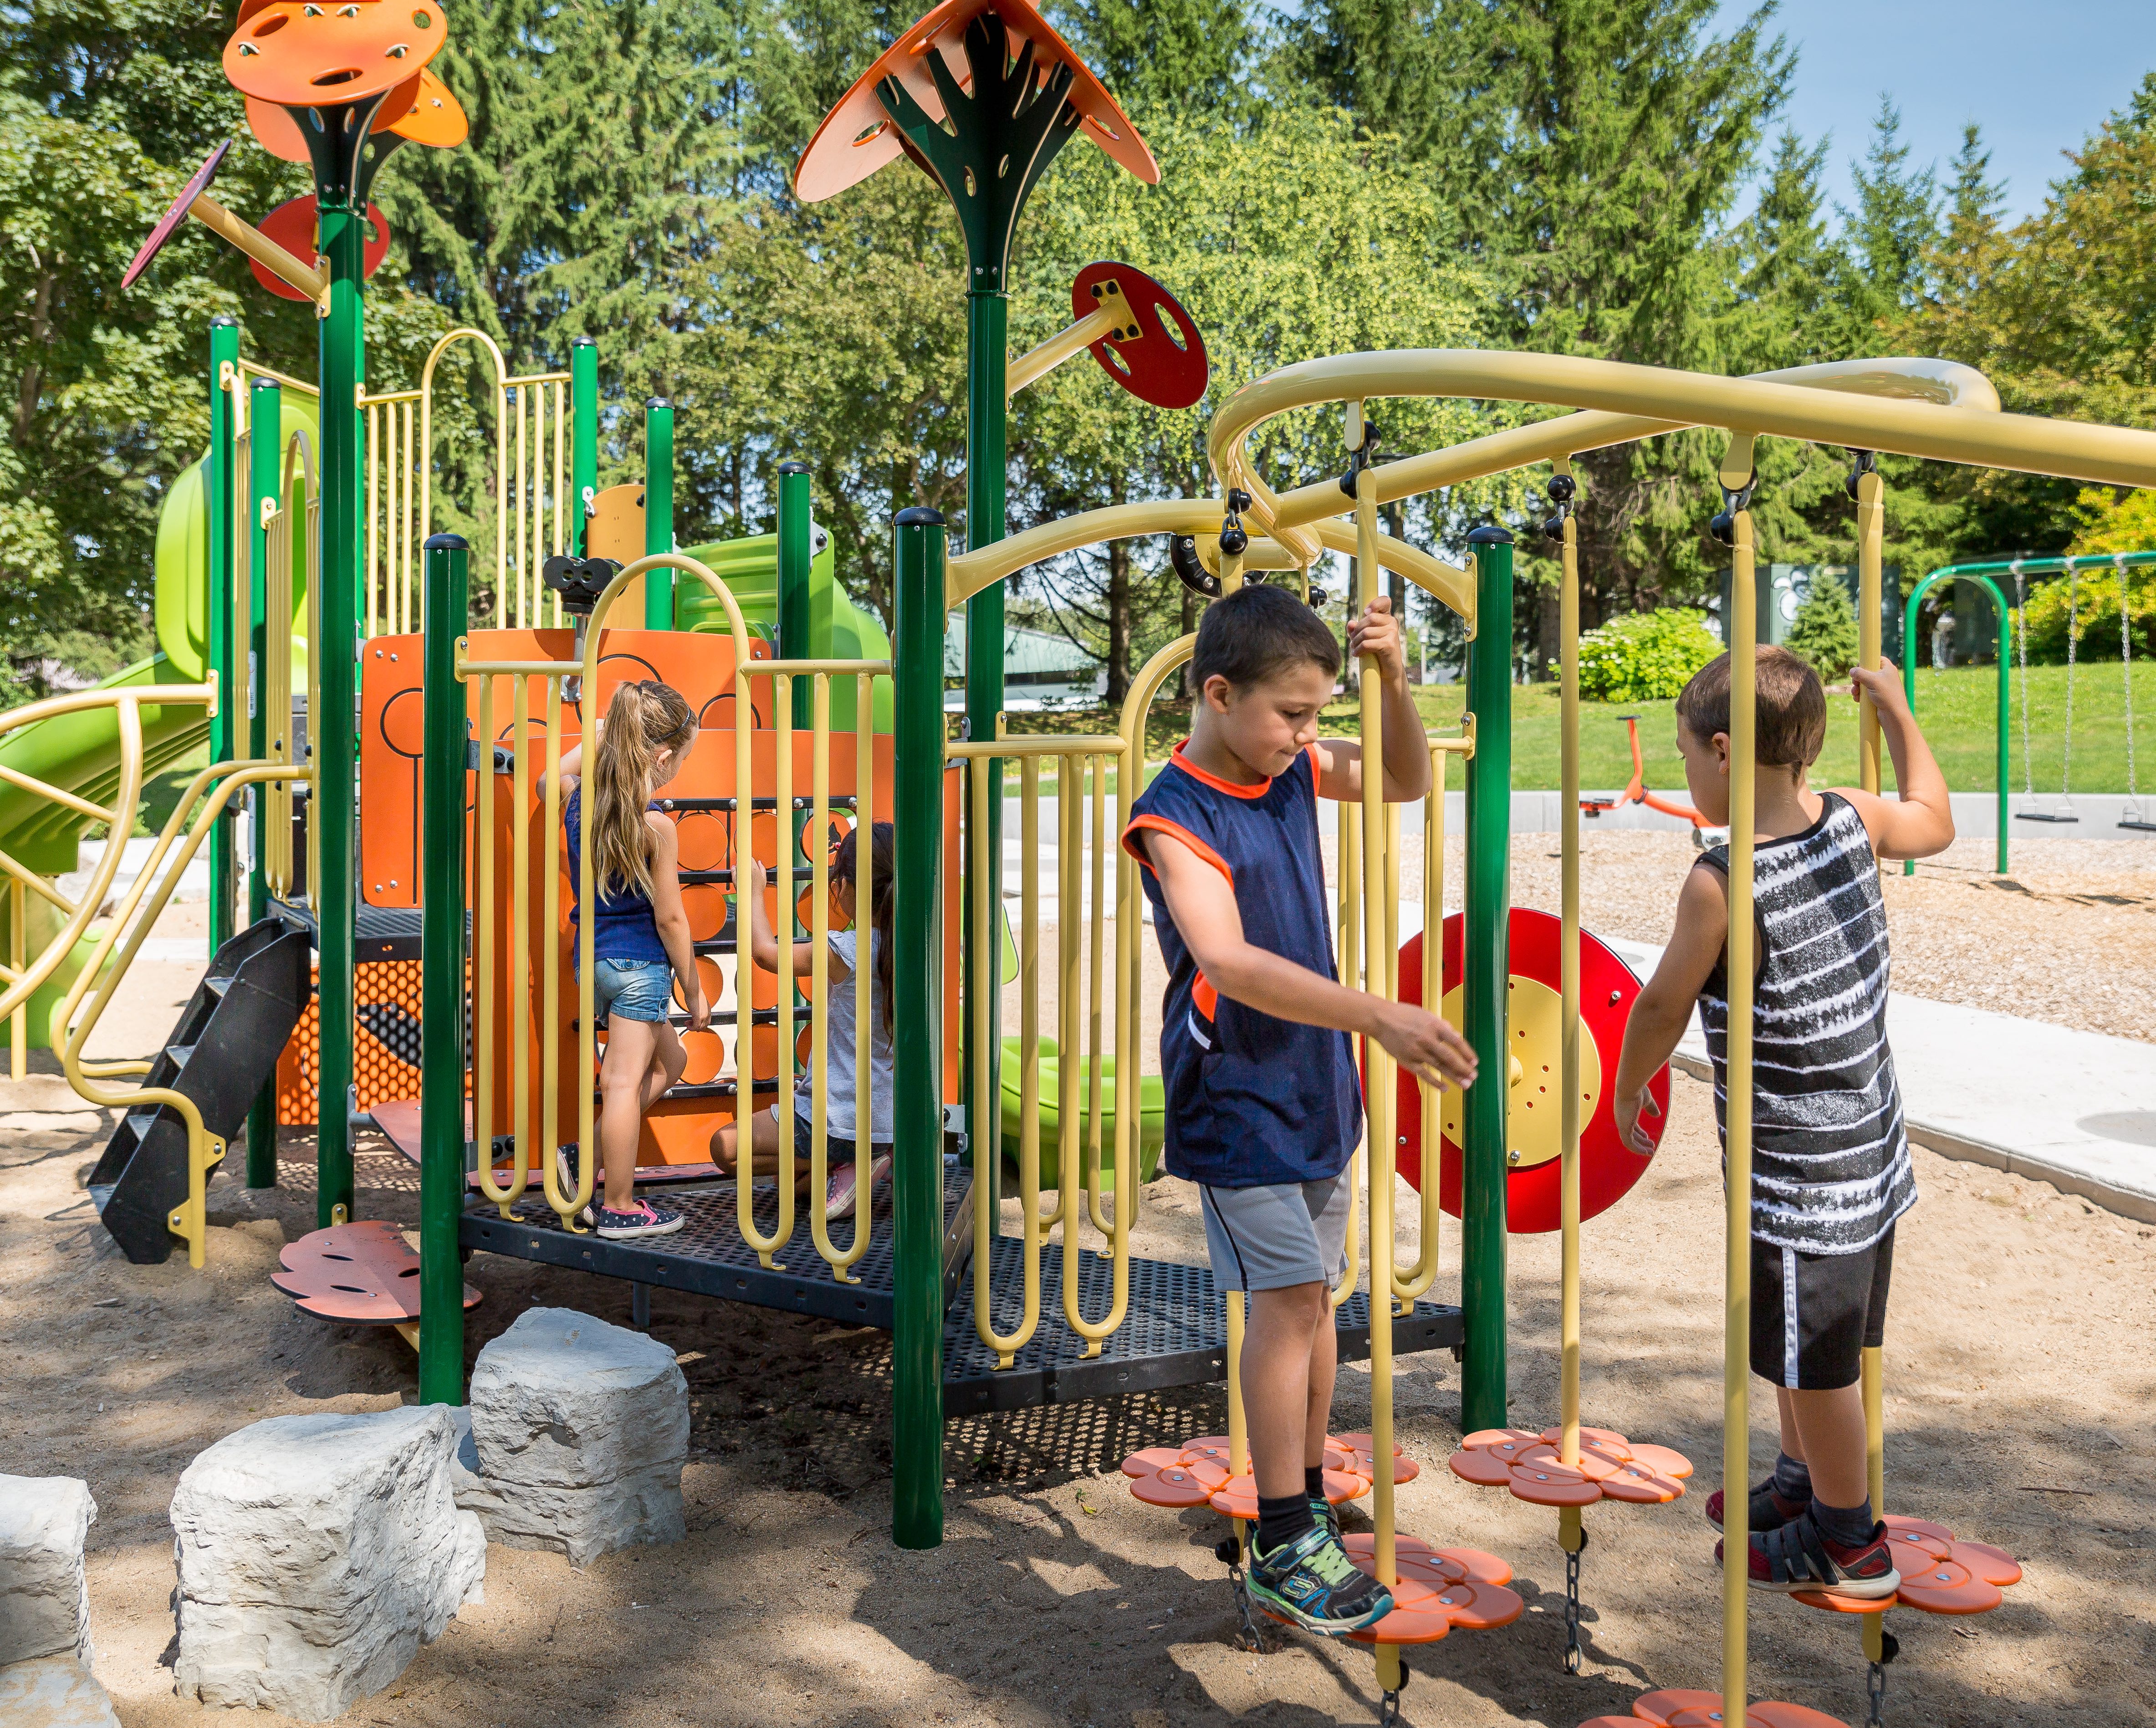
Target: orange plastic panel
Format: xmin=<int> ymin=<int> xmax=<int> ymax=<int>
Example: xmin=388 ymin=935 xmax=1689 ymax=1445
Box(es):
xmin=1880 ymin=1514 xmax=1955 ymax=1549
xmin=1461 ymin=1427 xmax=1543 ymax=1450
xmin=1541 ymin=1424 xmax=1631 ymax=1453
xmin=1625 ymin=1443 xmax=1695 ymax=1480
xmin=1207 ymin=1473 xmax=1258 ymax=1521
xmin=1341 ymin=1577 xmax=1451 ymax=1647
xmin=1598 ymin=1463 xmax=1686 ymax=1504
xmin=1449 ymin=1446 xmax=1514 ymax=1487
xmin=1425 ymin=1579 xmax=1523 ymax=1631
xmin=1431 ymin=1547 xmax=1513 ymax=1586
xmin=1120 ymin=1447 xmax=1182 ymax=1478
xmin=1665 ymin=1704 xmax=1846 ymax=1728
xmin=271 ymin=1220 xmax=478 ymax=1324
xmin=793 ymin=0 xmax=1157 ymax=204
xmin=1320 ymin=1467 xmax=1370 ymax=1504
xmin=383 ymin=65 xmax=466 ymax=146
xmin=1892 ymin=1559 xmax=2002 ymax=1615
xmin=224 ymin=1 xmax=448 ymax=105
xmin=250 ymin=196 xmax=388 ymax=301
xmin=1130 ymin=1466 xmax=1212 ymax=1509
xmin=1951 ymin=1540 xmax=2021 ymax=1587
xmin=245 ymin=68 xmax=420 ymax=163
xmin=1520 ymin=1441 xmax=1622 ymax=1482
xmin=1630 ymin=1690 xmax=1725 ymax=1726
xmin=1509 ymin=1462 xmax=1600 ymax=1508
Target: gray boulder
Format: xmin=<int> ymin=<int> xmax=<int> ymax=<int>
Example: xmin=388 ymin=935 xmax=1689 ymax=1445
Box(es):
xmin=465 ymin=1308 xmax=688 ymax=1566
xmin=0 ymin=1657 xmax=121 ymax=1728
xmin=170 ymin=1406 xmax=484 ymax=1722
xmin=0 ymin=1476 xmax=94 ymax=1668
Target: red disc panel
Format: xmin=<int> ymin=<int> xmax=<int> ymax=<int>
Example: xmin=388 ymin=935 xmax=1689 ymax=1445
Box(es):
xmin=1070 ymin=260 xmax=1208 ymax=410
xmin=250 ymin=196 xmax=389 ymax=301
xmin=123 ymin=139 xmax=229 ymax=291
xmin=1392 ymin=908 xmax=1668 ymax=1233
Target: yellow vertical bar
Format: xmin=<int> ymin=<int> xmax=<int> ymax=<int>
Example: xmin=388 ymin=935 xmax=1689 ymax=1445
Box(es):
xmin=1084 ymin=754 xmax=1110 ymax=1235
xmin=732 ymin=656 xmax=774 ymax=1258
xmin=774 ymin=674 xmax=797 ymax=1261
xmin=539 ymin=676 xmax=569 ymax=1217
xmin=365 ymin=403 xmax=378 ymax=639
xmin=1226 ymin=1289 xmax=1248 ymax=1476
xmin=1019 ymin=753 xmax=1042 ymax=1240
xmin=1354 ymin=457 xmax=1400 ymax=1669
xmin=1724 ymin=490 xmax=1758 ymax=1728
xmin=400 ymin=399 xmax=415 ymax=635
xmin=849 ymin=672 xmax=873 ymax=1267
xmin=551 ymin=381 xmax=567 ymax=629
xmin=1559 ymin=476 xmax=1584 ymax=1472
xmin=572 ymin=647 xmax=598 ymax=1222
xmin=496 ymin=382 xmax=512 ymax=630
xmin=1418 ymin=744 xmax=1444 ymax=1285
xmin=472 ymin=674 xmax=513 ymax=1208
xmin=1856 ymin=469 xmax=1885 ymax=795
xmin=809 ymin=674 xmax=842 ymax=1269
xmin=527 ymin=385 xmax=542 ymax=631
xmin=1861 ymin=1342 xmax=1886 ymax=1661
xmin=9 ymin=877 xmax=24 ymax=1083
xmin=512 ymin=673 xmax=531 ymax=1204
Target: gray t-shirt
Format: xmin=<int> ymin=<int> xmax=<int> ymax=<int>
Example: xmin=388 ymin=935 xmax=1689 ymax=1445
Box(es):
xmin=795 ymin=928 xmax=893 ymax=1142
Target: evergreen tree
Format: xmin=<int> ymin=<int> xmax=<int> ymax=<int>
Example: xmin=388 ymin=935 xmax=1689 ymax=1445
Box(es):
xmin=1050 ymin=0 xmax=1254 ymax=123
xmin=1784 ymin=579 xmax=1860 ymax=683
xmin=1841 ymin=96 xmax=1939 ymax=331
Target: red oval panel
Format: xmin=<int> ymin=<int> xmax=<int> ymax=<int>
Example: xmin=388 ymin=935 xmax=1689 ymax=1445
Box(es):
xmin=1390 ymin=907 xmax=1668 ymax=1233
xmin=1071 ymin=260 xmax=1208 ymax=410
xmin=123 ymin=139 xmax=230 ymax=292
xmin=250 ymin=196 xmax=390 ymax=301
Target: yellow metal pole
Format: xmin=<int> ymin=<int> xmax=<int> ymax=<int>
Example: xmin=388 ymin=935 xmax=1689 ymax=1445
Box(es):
xmin=1559 ymin=467 xmax=1584 ymax=1473
xmin=1723 ymin=464 xmax=1759 ymax=1728
xmin=511 ymin=673 xmax=532 ymax=1210
xmin=775 ymin=674 xmax=797 ymax=1261
xmin=1856 ymin=466 xmax=1885 ymax=795
xmin=1355 ymin=443 xmax=1402 ymax=1693
xmin=9 ymin=877 xmax=24 ymax=1082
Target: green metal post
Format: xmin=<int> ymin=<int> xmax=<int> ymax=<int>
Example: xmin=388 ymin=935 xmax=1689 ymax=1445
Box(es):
xmin=313 ymin=199 xmax=365 ymax=1228
xmin=571 ymin=339 xmax=598 ymax=557
xmin=207 ymin=318 xmax=239 ymax=963
xmin=644 ymin=398 xmax=674 ymax=629
xmin=1904 ymin=567 xmax=2011 ymax=877
xmin=1460 ymin=524 xmax=1514 ymax=1435
xmin=245 ymin=377 xmax=281 ymax=1189
xmin=891 ymin=505 xmax=948 ymax=1550
xmin=777 ymin=460 xmax=814 ymax=726
xmin=418 ymin=533 xmax=471 ymax=1403
xmin=965 ymin=290 xmax=1007 ymax=1228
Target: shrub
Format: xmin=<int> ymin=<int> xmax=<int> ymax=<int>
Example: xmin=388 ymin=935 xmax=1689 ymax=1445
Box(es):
xmin=1785 ymin=581 xmax=1861 ymax=682
xmin=2013 ymin=568 xmax=2156 ymax=664
xmin=1576 ymin=607 xmax=1721 ymax=703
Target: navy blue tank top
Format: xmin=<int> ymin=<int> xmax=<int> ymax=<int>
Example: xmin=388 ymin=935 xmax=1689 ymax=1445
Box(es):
xmin=1122 ymin=743 xmax=1361 ymax=1187
xmin=565 ymin=789 xmax=668 ymax=965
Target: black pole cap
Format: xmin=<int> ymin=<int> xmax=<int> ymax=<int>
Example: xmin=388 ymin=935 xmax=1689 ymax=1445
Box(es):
xmin=646 ymin=396 xmax=672 ymax=411
xmin=572 ymin=336 xmax=597 ymax=348
xmin=894 ymin=506 xmax=947 ymax=528
xmin=423 ymin=533 xmax=470 ymax=552
xmin=210 ymin=314 xmax=238 ymax=327
xmin=777 ymin=460 xmax=810 ymax=476
xmin=1466 ymin=523 xmax=1515 ymax=545
xmin=250 ymin=376 xmax=279 ymax=393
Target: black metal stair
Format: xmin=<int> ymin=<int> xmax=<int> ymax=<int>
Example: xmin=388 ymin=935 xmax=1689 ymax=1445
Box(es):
xmin=88 ymin=918 xmax=312 ymax=1263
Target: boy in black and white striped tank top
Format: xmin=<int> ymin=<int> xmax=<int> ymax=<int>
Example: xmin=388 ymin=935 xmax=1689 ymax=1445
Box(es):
xmin=1614 ymin=645 xmax=1955 ymax=1601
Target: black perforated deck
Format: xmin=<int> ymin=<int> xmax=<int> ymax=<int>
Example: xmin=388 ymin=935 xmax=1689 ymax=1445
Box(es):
xmin=942 ymin=1239 xmax=1462 ymax=1417
xmin=461 ymin=1164 xmax=976 ymax=1328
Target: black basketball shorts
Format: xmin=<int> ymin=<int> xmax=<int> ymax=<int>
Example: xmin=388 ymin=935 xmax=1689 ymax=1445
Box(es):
xmin=1749 ymin=1225 xmax=1895 ymax=1392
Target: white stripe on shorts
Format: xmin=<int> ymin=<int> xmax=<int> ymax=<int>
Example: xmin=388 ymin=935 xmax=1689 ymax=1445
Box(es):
xmin=1783 ymin=1248 xmax=1800 ymax=1387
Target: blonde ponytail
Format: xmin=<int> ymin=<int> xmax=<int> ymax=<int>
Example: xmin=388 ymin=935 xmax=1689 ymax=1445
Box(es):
xmin=591 ymin=679 xmax=696 ymax=898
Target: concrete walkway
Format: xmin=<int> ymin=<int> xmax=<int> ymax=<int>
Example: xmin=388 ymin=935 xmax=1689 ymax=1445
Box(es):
xmin=1603 ymin=936 xmax=2156 ymax=1226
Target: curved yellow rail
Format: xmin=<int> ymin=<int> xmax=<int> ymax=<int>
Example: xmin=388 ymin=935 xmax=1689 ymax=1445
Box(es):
xmin=56 ymin=755 xmax=307 ymax=1267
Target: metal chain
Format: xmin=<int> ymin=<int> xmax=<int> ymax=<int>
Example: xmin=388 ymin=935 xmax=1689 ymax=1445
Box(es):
xmin=1379 ymin=1683 xmax=1407 ymax=1728
xmin=1867 ymin=1657 xmax=1887 ymax=1728
xmin=2013 ymin=563 xmax=2034 ymax=801
xmin=2121 ymin=554 xmax=2141 ymax=812
xmin=1563 ymin=1542 xmax=1585 ymax=1674
xmin=1221 ymin=1542 xmax=1271 ymax=1654
xmin=2063 ymin=566 xmax=2081 ymax=810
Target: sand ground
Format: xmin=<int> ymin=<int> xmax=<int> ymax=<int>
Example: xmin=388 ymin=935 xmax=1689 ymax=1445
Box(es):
xmin=4 ymin=837 xmax=2152 ymax=1728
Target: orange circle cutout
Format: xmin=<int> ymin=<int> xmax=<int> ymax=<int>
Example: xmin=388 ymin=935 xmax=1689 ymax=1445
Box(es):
xmin=678 ymin=1030 xmax=723 ymax=1086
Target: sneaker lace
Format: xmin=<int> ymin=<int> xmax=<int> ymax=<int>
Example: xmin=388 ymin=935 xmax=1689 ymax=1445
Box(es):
xmin=1304 ymin=1539 xmax=1365 ymax=1588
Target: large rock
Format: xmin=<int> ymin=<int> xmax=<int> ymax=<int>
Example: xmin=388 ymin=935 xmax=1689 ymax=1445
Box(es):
xmin=170 ymin=1406 xmax=485 ymax=1722
xmin=0 ymin=1476 xmax=94 ymax=1668
xmin=0 ymin=1657 xmax=121 ymax=1728
xmin=465 ymin=1308 xmax=688 ymax=1566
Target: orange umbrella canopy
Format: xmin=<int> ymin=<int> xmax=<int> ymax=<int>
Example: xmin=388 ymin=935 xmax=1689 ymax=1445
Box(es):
xmin=794 ymin=0 xmax=1156 ymax=204
xmin=245 ymin=65 xmax=467 ymax=161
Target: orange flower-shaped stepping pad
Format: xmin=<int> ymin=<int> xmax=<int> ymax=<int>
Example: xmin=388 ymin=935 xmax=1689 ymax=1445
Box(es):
xmin=1451 ymin=1423 xmax=1690 ymax=1508
xmin=1119 ymin=1431 xmax=1400 ymax=1514
xmin=225 ymin=2 xmax=449 ymax=107
xmin=1789 ymin=1512 xmax=2020 ymax=1617
xmin=1621 ymin=1692 xmax=1847 ymax=1728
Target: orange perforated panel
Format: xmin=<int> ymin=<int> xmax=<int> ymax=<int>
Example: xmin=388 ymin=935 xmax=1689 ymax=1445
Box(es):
xmin=275 ymin=959 xmax=432 ymax=1126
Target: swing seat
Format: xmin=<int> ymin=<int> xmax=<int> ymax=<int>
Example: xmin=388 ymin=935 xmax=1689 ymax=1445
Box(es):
xmin=2014 ymin=810 xmax=2079 ymax=823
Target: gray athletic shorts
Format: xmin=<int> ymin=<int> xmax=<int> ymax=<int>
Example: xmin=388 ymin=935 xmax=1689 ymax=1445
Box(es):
xmin=1199 ymin=1173 xmax=1353 ymax=1292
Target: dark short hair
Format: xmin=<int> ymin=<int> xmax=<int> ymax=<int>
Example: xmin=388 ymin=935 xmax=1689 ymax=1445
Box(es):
xmin=1676 ymin=646 xmax=1826 ymax=769
xmin=1189 ymin=583 xmax=1342 ymax=690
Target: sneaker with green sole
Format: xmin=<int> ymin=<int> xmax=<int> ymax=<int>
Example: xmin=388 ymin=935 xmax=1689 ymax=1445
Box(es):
xmin=1247 ymin=1527 xmax=1393 ymax=1636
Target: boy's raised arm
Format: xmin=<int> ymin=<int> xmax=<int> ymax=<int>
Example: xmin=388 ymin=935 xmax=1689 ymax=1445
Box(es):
xmin=1143 ymin=828 xmax=1476 ymax=1091
xmin=1313 ymin=597 xmax=1432 ymax=804
xmin=1835 ymin=668 xmax=1954 ymax=861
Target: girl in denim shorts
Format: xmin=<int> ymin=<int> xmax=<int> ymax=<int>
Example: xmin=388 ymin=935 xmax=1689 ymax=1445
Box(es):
xmin=553 ymin=679 xmax=707 ymax=1239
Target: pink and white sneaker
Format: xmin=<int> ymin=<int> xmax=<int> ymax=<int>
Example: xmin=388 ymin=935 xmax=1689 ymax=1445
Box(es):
xmin=592 ymin=1199 xmax=684 ymax=1240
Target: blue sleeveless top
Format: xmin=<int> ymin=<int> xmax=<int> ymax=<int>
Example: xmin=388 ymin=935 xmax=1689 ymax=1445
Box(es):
xmin=564 ymin=789 xmax=668 ymax=965
xmin=1122 ymin=743 xmax=1361 ymax=1188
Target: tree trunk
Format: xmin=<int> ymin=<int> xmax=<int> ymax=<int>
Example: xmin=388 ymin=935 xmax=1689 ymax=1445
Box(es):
xmin=1104 ymin=537 xmax=1132 ymax=705
xmin=1536 ymin=580 xmax=1561 ymax=680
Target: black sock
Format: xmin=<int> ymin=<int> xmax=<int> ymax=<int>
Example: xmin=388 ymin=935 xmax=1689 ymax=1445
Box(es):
xmin=1256 ymin=1493 xmax=1316 ymax=1555
xmin=1304 ymin=1465 xmax=1328 ymax=1503
xmin=1811 ymin=1495 xmax=1875 ymax=1547
xmin=1773 ymin=1453 xmax=1813 ymax=1503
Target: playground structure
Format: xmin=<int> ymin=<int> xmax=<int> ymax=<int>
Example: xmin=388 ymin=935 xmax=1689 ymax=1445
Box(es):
xmin=9 ymin=1 xmax=2145 ymax=1724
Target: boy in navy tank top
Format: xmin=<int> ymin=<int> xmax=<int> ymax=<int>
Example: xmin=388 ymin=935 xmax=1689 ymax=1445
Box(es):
xmin=1123 ymin=584 xmax=1478 ymax=1635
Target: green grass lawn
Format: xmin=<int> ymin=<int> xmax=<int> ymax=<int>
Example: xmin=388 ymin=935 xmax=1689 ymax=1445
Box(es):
xmin=1002 ymin=660 xmax=2156 ymax=795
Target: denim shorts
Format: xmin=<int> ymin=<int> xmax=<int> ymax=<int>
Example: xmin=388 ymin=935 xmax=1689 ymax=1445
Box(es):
xmin=593 ymin=959 xmax=674 ymax=1026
